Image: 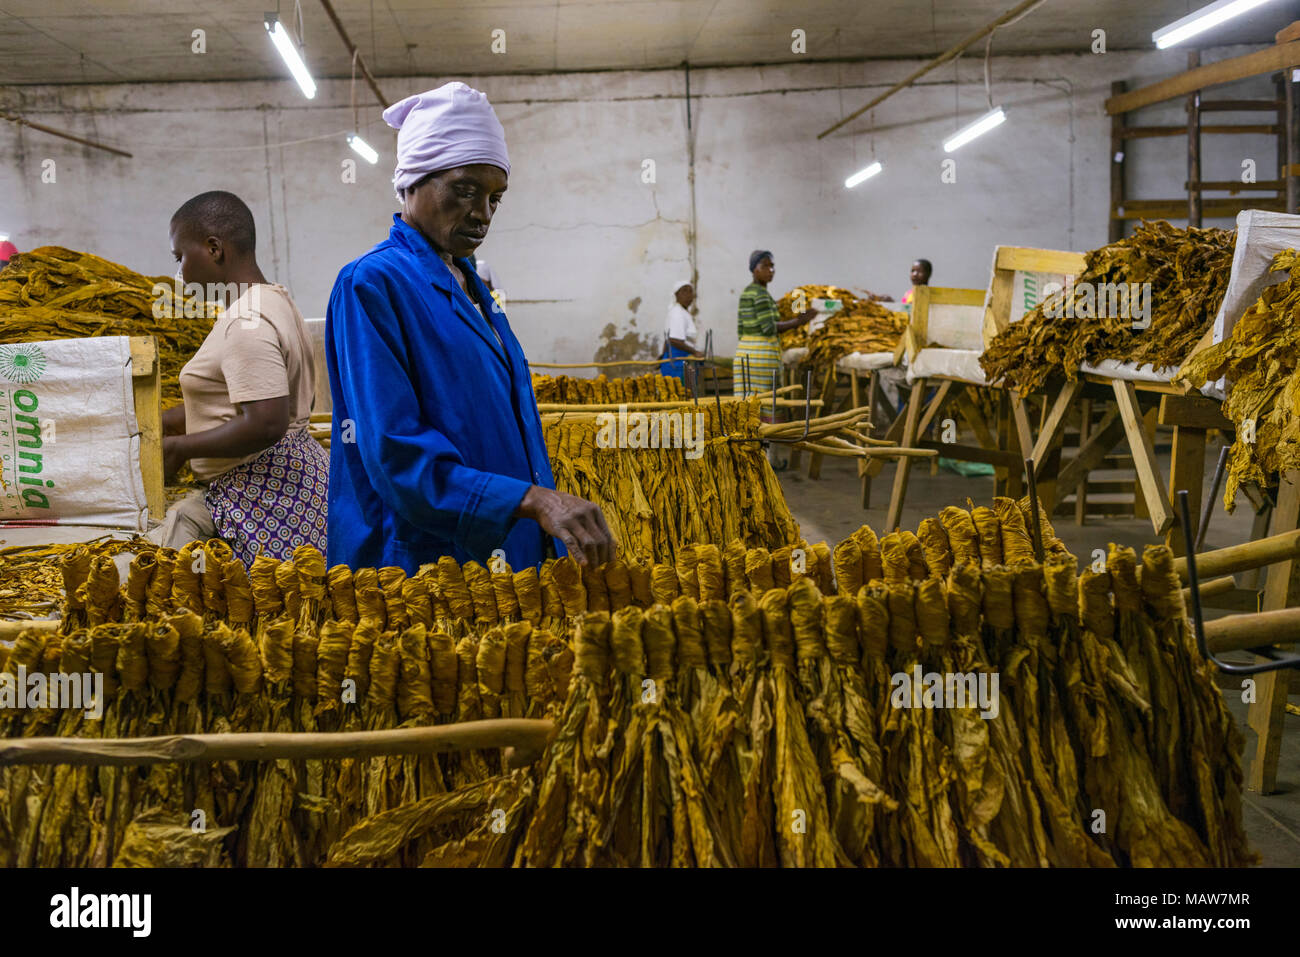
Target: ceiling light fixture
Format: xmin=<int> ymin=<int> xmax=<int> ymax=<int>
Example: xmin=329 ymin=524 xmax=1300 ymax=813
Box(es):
xmin=1153 ymin=0 xmax=1278 ymax=50
xmin=844 ymin=161 xmax=883 ymax=188
xmin=943 ymin=106 xmax=1006 ymax=152
xmin=264 ymin=13 xmax=316 ymax=99
xmin=348 ymin=133 xmax=379 ymax=164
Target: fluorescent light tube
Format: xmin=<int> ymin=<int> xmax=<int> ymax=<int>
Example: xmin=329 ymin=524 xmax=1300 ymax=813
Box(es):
xmin=943 ymin=106 xmax=1006 ymax=153
xmin=348 ymin=133 xmax=379 ymax=164
xmin=1153 ymin=0 xmax=1277 ymax=49
xmin=264 ymin=15 xmax=316 ymax=99
xmin=844 ymin=161 xmax=883 ymax=188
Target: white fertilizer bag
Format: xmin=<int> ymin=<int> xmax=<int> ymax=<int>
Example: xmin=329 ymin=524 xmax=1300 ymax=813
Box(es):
xmin=0 ymin=337 xmax=148 ymax=530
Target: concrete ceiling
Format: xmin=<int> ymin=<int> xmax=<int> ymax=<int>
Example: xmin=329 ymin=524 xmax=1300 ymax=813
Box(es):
xmin=3 ymin=0 xmax=1300 ymax=86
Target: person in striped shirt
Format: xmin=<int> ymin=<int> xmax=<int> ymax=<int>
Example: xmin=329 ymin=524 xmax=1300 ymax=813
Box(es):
xmin=733 ymin=249 xmax=813 ymax=396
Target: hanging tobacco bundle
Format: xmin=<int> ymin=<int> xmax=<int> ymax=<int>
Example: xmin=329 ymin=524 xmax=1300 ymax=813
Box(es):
xmin=1 ymin=501 xmax=1257 ymax=869
xmin=531 ymin=372 xmax=688 ymax=405
xmin=1178 ymin=247 xmax=1300 ymax=509
xmin=542 ymin=398 xmax=800 ymax=564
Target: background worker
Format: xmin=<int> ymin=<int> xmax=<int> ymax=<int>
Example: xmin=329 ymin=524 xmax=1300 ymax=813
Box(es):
xmin=900 ymin=257 xmax=932 ymax=313
xmin=733 ymin=249 xmax=814 ymax=396
xmin=660 ymin=278 xmax=702 ymax=386
xmin=158 ymin=190 xmax=326 ymax=563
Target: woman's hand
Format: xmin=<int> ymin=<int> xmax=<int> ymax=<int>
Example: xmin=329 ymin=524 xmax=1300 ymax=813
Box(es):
xmin=162 ymin=435 xmax=188 ymax=482
xmin=516 ymin=486 xmax=617 ymax=568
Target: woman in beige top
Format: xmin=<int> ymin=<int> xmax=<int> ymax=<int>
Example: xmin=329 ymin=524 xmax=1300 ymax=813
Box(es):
xmin=158 ymin=190 xmax=327 ymax=564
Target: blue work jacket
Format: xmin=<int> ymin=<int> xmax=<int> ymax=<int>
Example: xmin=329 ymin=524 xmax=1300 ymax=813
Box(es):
xmin=325 ymin=214 xmax=558 ymax=574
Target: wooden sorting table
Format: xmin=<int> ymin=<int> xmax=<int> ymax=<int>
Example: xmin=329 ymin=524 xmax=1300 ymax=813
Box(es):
xmin=884 ymin=284 xmax=1026 ymax=532
xmin=1025 ymin=370 xmax=1231 ymax=554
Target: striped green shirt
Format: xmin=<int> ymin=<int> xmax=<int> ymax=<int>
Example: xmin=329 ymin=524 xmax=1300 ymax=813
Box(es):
xmin=737 ymin=282 xmax=779 ymax=337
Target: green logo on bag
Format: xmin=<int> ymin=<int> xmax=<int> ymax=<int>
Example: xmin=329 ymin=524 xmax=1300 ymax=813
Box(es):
xmin=0 ymin=344 xmax=46 ymax=384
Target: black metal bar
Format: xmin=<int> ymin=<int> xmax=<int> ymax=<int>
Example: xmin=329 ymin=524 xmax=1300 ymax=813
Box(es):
xmin=1024 ymin=457 xmax=1045 ymax=563
xmin=1197 ymin=445 xmax=1229 ymax=551
xmin=1178 ymin=489 xmax=1300 ymax=676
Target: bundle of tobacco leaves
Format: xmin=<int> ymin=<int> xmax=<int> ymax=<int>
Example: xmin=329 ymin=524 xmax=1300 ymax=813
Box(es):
xmin=0 ymin=499 xmax=1254 ymax=868
xmin=981 ymin=221 xmax=1235 ymax=395
xmin=0 ymin=539 xmax=150 ymax=621
xmin=544 ymin=397 xmax=799 ymax=563
xmin=532 ymin=373 xmax=688 ymax=404
xmin=776 ymin=285 xmax=908 ymax=364
xmin=0 ymin=246 xmax=215 ymax=406
xmin=1178 ymin=248 xmax=1300 ymax=510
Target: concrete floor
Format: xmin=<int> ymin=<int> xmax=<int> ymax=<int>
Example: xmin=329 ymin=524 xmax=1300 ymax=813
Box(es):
xmin=779 ymin=444 xmax=1300 ymax=867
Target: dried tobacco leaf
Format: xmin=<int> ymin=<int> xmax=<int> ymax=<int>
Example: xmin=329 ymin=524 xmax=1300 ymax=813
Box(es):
xmin=981 ymin=221 xmax=1234 ymax=394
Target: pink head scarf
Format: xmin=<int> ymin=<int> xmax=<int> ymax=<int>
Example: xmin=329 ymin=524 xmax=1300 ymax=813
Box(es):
xmin=383 ymin=82 xmax=510 ymax=199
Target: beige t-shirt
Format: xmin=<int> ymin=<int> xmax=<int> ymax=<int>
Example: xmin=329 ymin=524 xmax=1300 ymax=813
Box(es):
xmin=179 ymin=283 xmax=315 ymax=481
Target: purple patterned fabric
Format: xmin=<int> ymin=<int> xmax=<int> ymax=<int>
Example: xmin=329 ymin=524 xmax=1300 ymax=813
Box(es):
xmin=205 ymin=428 xmax=329 ymax=566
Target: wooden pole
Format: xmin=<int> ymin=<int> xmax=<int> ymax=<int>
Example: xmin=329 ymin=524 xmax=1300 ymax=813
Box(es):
xmin=816 ymin=0 xmax=1047 ymax=139
xmin=0 ymin=619 xmax=59 ymax=639
xmin=1110 ymin=80 xmax=1127 ymax=242
xmin=1187 ymin=50 xmax=1202 ymax=228
xmin=1288 ymin=67 xmax=1299 ymax=213
xmin=318 ymin=0 xmax=389 ymax=107
xmin=1181 ymin=575 xmax=1236 ymax=604
xmin=1172 ymin=528 xmax=1300 ymax=583
xmin=0 ymin=110 xmax=132 ymax=158
xmin=1205 ymin=607 xmax=1300 ymax=654
xmin=0 ymin=718 xmax=555 ymax=768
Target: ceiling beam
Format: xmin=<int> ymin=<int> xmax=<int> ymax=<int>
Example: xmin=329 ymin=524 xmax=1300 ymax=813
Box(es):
xmin=318 ymin=0 xmax=389 ymax=109
xmin=1105 ymin=41 xmax=1300 ymax=115
xmin=816 ymin=0 xmax=1047 ymax=140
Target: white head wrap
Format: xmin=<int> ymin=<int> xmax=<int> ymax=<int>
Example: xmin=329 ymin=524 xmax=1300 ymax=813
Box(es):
xmin=670 ymin=279 xmax=693 ymax=304
xmin=383 ymin=82 xmax=510 ymax=198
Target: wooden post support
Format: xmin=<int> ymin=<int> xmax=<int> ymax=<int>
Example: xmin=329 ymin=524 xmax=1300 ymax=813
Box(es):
xmin=861 ymin=370 xmax=877 ymax=508
xmin=1054 ymin=406 xmax=1125 ymax=504
xmin=1112 ymin=379 xmax=1173 ymax=534
xmin=1166 ymin=425 xmax=1207 ymax=557
xmin=1287 ymin=67 xmax=1299 ymax=214
xmin=1111 ymin=80 xmax=1127 ymax=241
xmin=129 ymin=336 xmax=164 ymax=522
xmin=1247 ymin=470 xmax=1300 ymax=794
xmin=1188 ymin=50 xmax=1202 ymax=228
xmin=1031 ymin=379 xmax=1083 ymax=510
xmin=1133 ymin=404 xmax=1159 ymax=521
xmin=1075 ymin=397 xmax=1092 ymax=525
xmin=885 ymin=376 xmax=926 ymax=532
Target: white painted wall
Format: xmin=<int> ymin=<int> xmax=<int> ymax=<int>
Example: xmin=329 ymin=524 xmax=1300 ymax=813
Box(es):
xmin=0 ymin=44 xmax=1281 ymax=368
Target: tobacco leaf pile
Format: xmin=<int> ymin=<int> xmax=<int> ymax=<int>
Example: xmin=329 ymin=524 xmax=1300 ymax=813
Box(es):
xmin=981 ymin=221 xmax=1235 ymax=395
xmin=544 ymin=398 xmax=798 ymax=564
xmin=0 ymin=246 xmax=215 ymax=407
xmin=1179 ymin=248 xmax=1300 ymax=510
xmin=776 ymin=285 xmax=908 ymax=366
xmin=532 ymin=373 xmax=688 ymax=405
xmin=0 ymin=499 xmax=1253 ymax=868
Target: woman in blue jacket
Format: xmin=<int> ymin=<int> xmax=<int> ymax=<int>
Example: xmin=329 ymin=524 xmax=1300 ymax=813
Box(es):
xmin=326 ymin=82 xmax=614 ymax=574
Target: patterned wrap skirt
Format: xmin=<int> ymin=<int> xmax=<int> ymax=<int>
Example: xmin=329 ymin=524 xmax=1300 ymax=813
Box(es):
xmin=205 ymin=427 xmax=329 ymax=566
xmin=732 ymin=334 xmax=782 ymax=396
